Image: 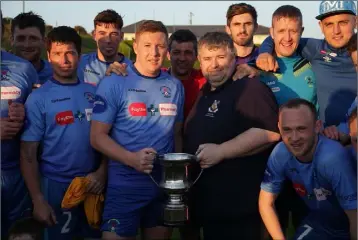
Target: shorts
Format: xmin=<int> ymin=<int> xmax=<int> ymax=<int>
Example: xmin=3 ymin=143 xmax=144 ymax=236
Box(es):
xmin=42 ymin=177 xmax=101 ymax=240
xmin=1 ymin=168 xmax=32 ymax=238
xmin=101 ymin=184 xmax=165 ymax=238
xmin=293 ymin=213 xmax=350 ymax=240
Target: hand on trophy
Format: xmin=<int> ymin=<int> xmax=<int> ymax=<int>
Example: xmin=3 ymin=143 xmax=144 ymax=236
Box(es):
xmin=131 ymin=148 xmax=157 ymax=174
xmin=196 ymin=143 xmax=224 ymax=169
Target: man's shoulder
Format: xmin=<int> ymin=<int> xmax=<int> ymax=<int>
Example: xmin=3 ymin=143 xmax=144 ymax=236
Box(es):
xmin=2 ymin=51 xmax=36 ymax=73
xmin=79 ymin=52 xmax=97 ymax=65
xmin=271 ymin=142 xmax=292 ymax=160
xmin=316 ymin=136 xmax=350 ymax=164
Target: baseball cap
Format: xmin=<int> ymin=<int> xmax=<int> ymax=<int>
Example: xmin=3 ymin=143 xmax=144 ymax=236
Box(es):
xmin=316 ymin=0 xmax=357 ymax=20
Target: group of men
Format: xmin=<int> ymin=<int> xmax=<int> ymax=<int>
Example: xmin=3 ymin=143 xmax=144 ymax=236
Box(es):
xmin=0 ymin=1 xmax=357 ymax=240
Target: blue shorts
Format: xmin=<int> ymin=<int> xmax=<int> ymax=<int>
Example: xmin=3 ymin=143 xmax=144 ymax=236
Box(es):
xmin=1 ymin=168 xmax=32 ymax=238
xmin=101 ymin=184 xmax=165 ymax=237
xmin=41 ymin=177 xmax=101 ymax=240
xmin=293 ymin=213 xmax=350 ymax=240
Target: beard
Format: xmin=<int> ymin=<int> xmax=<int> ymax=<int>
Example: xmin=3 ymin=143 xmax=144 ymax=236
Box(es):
xmin=233 ymin=35 xmax=254 ymax=47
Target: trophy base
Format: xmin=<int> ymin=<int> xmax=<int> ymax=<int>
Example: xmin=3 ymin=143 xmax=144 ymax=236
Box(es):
xmin=162 ymin=194 xmax=189 ymax=227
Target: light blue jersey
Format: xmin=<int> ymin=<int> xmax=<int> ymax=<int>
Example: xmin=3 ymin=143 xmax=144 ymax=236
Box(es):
xmin=261 ymin=136 xmax=357 ymax=238
xmin=21 ymin=78 xmax=99 ymax=183
xmin=77 ymin=52 xmax=132 ymax=86
xmin=37 ymin=59 xmax=53 ymax=85
xmin=1 ymin=50 xmax=38 ymax=170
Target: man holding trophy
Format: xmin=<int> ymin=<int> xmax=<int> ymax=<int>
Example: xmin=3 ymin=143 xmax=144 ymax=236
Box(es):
xmin=90 ymin=20 xmax=184 ymax=240
xmin=184 ymin=31 xmax=281 ymax=240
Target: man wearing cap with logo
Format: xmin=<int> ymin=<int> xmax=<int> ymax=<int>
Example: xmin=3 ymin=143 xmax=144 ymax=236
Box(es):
xmin=257 ymin=1 xmax=357 ymax=131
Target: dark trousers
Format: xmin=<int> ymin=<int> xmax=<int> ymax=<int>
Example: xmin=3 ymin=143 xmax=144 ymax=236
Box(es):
xmin=201 ymin=213 xmax=270 ymax=240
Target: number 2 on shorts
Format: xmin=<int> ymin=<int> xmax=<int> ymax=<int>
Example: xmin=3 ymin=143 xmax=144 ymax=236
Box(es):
xmin=61 ymin=211 xmax=72 ymax=234
xmin=297 ymin=224 xmax=313 ymax=240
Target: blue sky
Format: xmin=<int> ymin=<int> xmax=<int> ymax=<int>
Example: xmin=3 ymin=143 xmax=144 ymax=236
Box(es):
xmin=2 ymin=1 xmax=324 ymax=38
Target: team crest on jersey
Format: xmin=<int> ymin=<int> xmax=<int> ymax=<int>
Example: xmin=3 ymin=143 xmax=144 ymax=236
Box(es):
xmin=74 ymin=110 xmax=85 ymax=122
xmin=107 ymin=219 xmax=120 ymax=233
xmin=84 ymin=92 xmax=95 ymax=103
xmin=147 ymin=104 xmax=159 ymax=116
xmin=305 ymin=76 xmax=314 ymax=87
xmin=160 ymin=86 xmax=171 ymax=98
xmin=320 ymin=50 xmax=336 ymax=63
xmin=1 ymin=70 xmax=11 ymax=81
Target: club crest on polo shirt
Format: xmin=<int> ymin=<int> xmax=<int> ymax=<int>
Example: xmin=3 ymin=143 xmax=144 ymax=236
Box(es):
xmin=205 ymin=100 xmax=220 ymax=118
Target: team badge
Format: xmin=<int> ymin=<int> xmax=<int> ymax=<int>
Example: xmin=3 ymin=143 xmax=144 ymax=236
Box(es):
xmin=208 ymin=100 xmax=220 ymax=113
xmin=84 ymin=92 xmax=95 ymax=103
xmin=160 ymin=86 xmax=171 ymax=98
xmin=107 ymin=219 xmax=120 ymax=233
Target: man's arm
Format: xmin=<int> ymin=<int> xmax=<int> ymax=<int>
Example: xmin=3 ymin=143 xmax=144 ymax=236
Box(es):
xmin=20 ymin=141 xmax=42 ymax=201
xmin=259 ymin=147 xmax=287 ymax=239
xmin=90 ymin=121 xmax=136 ymax=166
xmin=259 ymin=190 xmax=285 ymax=240
xmin=219 ymin=128 xmax=280 ymax=159
xmin=229 ymin=78 xmax=280 ymax=157
xmin=258 ymin=36 xmax=322 ymax=61
xmin=325 ymin=147 xmax=357 ymax=240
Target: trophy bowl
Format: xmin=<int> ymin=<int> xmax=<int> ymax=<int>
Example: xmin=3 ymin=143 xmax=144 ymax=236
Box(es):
xmin=150 ymin=153 xmax=203 ymax=226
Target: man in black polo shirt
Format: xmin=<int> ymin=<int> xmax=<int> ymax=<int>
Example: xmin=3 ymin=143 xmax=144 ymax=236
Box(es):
xmin=184 ymin=32 xmax=280 ymax=240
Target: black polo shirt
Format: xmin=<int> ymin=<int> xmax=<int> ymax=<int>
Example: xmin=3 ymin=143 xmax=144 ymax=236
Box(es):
xmin=184 ymin=76 xmax=279 ymax=222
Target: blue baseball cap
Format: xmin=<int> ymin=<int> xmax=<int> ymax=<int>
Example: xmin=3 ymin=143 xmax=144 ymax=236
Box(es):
xmin=316 ymin=1 xmax=357 ymax=20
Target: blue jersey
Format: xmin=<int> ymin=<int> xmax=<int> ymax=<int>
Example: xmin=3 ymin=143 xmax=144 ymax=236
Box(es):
xmin=337 ymin=96 xmax=357 ymax=134
xmin=37 ymin=59 xmax=53 ymax=85
xmin=260 ymin=55 xmax=318 ymax=109
xmin=260 ymin=37 xmax=357 ymax=127
xmin=21 ymin=78 xmax=99 ymax=183
xmin=261 ymin=136 xmax=357 ymax=236
xmin=77 ymin=52 xmax=132 ymax=86
xmin=1 ymin=50 xmax=38 ymax=171
xmin=92 ymin=64 xmax=184 ymax=188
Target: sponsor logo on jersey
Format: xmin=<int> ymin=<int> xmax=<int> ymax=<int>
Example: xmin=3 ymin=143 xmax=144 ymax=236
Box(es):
xmin=1 ymin=86 xmax=21 ymax=100
xmin=55 ymin=111 xmax=74 ymax=125
xmin=160 ymin=86 xmax=172 ymax=98
xmin=51 ymin=97 xmax=71 ymax=103
xmin=85 ymin=108 xmax=93 ymax=121
xmin=74 ymin=110 xmax=85 ymax=122
xmin=313 ymin=187 xmax=332 ymax=201
xmin=293 ymin=183 xmax=307 ymax=197
xmin=84 ymin=68 xmax=100 ymax=76
xmin=147 ymin=104 xmax=159 ymax=116
xmin=129 ymin=102 xmax=147 ymax=116
xmin=128 ymin=88 xmax=147 ymax=93
xmin=93 ymin=95 xmax=107 ymax=113
xmin=84 ymin=92 xmax=95 ymax=103
xmin=159 ymin=103 xmax=177 ymax=116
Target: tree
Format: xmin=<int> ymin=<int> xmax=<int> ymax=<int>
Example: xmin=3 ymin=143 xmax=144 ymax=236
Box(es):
xmin=3 ymin=17 xmax=12 ymax=25
xmin=74 ymin=25 xmax=87 ymax=35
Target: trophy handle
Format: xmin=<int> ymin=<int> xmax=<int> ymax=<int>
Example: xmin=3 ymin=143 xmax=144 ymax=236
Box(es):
xmin=149 ymin=173 xmax=160 ymax=187
xmin=191 ymin=169 xmax=203 ymax=187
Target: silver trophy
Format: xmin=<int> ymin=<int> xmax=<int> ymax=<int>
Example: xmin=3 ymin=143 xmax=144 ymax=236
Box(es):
xmin=150 ymin=153 xmax=203 ymax=226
